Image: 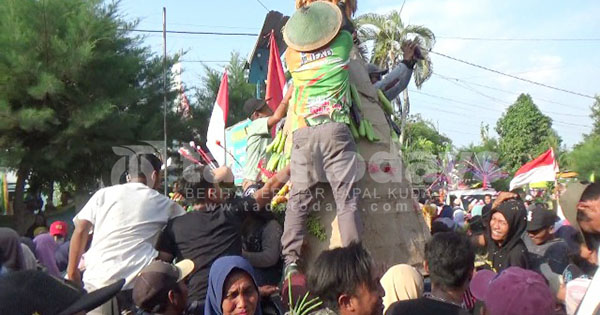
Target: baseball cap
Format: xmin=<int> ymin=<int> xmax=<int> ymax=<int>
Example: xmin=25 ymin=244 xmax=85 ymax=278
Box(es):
xmin=0 ymin=270 xmax=124 ymax=315
xmin=50 ymin=220 xmax=69 ymax=238
xmin=243 ymin=98 xmax=268 ymax=116
xmin=366 ymin=63 xmax=388 ymax=75
xmin=526 ymin=205 xmax=557 ymax=232
xmin=133 ymin=259 xmax=195 ymax=312
xmin=470 ymin=267 xmax=554 ymax=315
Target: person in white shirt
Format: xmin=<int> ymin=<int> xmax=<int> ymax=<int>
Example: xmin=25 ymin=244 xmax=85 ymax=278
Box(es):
xmin=67 ymin=153 xmax=185 ymax=315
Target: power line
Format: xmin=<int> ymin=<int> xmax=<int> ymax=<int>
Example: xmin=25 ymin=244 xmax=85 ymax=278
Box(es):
xmin=254 ymin=0 xmax=270 ymax=11
xmin=125 ymin=28 xmax=258 ymax=36
xmin=409 ymin=89 xmax=592 ymax=130
xmin=181 ymin=60 xmax=229 ymax=63
xmin=433 ymin=73 xmax=589 ymax=114
xmin=433 ymin=73 xmax=590 ymax=118
xmin=168 ymin=23 xmax=260 ymax=30
xmin=429 ymin=50 xmax=596 ymax=99
xmin=436 ymin=36 xmax=600 ymax=42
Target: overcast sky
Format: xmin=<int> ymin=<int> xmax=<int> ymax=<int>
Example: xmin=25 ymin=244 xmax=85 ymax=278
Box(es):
xmin=118 ymin=0 xmax=600 ymax=148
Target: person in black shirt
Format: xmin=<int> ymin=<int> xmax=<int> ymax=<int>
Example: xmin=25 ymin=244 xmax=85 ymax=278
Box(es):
xmin=155 ymin=164 xmax=290 ymax=315
xmin=387 ymin=232 xmax=474 ymax=315
xmin=472 ymin=193 xmax=529 ymax=272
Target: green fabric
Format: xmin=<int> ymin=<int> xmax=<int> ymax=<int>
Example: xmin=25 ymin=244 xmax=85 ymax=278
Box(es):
xmin=285 ymin=30 xmax=353 ymax=130
xmin=244 ymin=117 xmax=271 ymax=181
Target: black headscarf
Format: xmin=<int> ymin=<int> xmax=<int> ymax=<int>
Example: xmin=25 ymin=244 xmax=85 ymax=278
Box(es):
xmin=0 ymin=228 xmax=24 ymax=271
xmin=485 ymin=199 xmax=529 ymax=271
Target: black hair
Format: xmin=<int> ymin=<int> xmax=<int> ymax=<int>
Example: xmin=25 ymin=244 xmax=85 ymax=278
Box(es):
xmin=307 ymin=242 xmax=375 ymax=311
xmin=181 ymin=164 xmax=215 ymax=204
xmin=127 ymin=154 xmax=162 ymax=180
xmin=581 ymin=183 xmax=600 ymax=202
xmin=144 ymin=277 xmax=182 ymax=313
xmin=431 ymin=220 xmax=453 ymax=235
xmin=425 ymin=232 xmax=475 ymax=289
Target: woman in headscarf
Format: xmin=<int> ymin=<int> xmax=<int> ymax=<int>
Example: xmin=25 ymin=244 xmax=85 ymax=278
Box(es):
xmin=473 ymin=196 xmax=529 ymax=272
xmin=33 ymin=233 xmax=60 ymax=277
xmin=380 ymin=264 xmax=424 ymax=313
xmin=205 ymin=256 xmax=262 ymax=315
xmin=0 ymin=228 xmax=24 ymax=275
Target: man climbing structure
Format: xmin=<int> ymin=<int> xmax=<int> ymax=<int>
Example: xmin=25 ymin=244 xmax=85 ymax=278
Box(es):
xmin=281 ymin=1 xmax=361 ymax=273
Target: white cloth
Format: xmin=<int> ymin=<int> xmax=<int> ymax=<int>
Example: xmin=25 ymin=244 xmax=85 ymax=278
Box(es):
xmin=576 ymin=250 xmax=600 ymax=315
xmin=75 ymin=183 xmax=185 ymax=290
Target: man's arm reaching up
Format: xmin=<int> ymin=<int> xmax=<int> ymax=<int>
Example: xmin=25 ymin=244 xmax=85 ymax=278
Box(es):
xmin=253 ymin=165 xmax=291 ymax=209
xmin=267 ymin=84 xmax=294 ymax=129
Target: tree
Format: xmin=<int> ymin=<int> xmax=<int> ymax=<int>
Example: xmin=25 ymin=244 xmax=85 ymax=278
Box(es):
xmin=0 ymin=0 xmax=186 ymax=231
xmin=589 ymin=96 xmax=600 ymax=136
xmin=495 ymin=94 xmax=561 ymax=174
xmin=193 ymin=52 xmax=256 ymax=132
xmin=569 ymin=135 xmax=600 ymax=180
xmin=356 ymin=10 xmax=435 ymax=144
xmin=403 ymin=114 xmax=451 ymax=156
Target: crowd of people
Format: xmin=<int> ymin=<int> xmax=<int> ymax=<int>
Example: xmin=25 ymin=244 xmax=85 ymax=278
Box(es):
xmin=0 ymin=0 xmax=599 ymax=315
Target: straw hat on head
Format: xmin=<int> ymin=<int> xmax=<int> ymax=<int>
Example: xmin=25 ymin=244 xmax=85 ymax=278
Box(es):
xmin=283 ymin=1 xmax=342 ymax=52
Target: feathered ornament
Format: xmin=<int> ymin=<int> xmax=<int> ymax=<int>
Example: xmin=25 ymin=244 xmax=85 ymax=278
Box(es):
xmin=463 ymin=152 xmax=507 ymax=189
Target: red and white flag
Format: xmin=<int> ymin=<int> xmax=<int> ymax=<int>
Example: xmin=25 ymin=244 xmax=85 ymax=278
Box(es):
xmin=509 ymin=148 xmax=559 ymax=191
xmin=206 ymin=71 xmax=229 ymax=167
xmin=265 ymin=30 xmax=287 ymax=112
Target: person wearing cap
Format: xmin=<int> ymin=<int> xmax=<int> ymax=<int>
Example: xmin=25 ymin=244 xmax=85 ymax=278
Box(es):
xmin=50 ymin=220 xmax=69 ymax=244
xmin=133 ymin=259 xmax=194 ymax=315
xmin=472 ymin=196 xmax=529 ymax=272
xmin=367 ymin=40 xmax=420 ymax=101
xmin=469 ymin=266 xmax=554 ymax=315
xmin=242 ymin=86 xmax=293 ymax=192
xmin=0 ymin=269 xmax=125 ymax=315
xmin=560 ymin=182 xmax=600 ymax=314
xmin=67 ymin=154 xmax=186 ymax=315
xmin=387 ymin=232 xmax=473 ymax=315
xmin=281 ymin=1 xmax=362 ymax=275
xmin=155 ymin=164 xmax=289 ymax=315
xmin=523 ymin=204 xmax=569 ymax=274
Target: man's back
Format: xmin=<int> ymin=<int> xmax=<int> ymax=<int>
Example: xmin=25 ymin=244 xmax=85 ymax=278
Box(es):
xmin=387 ymin=298 xmax=471 ymax=315
xmin=76 ymin=183 xmax=184 ymax=290
xmin=156 ymin=197 xmax=256 ymax=302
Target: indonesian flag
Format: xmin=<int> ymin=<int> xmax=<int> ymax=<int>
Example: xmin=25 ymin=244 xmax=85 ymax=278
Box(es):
xmin=509 ymin=148 xmax=559 ymax=191
xmin=265 ymin=30 xmax=286 ymax=112
xmin=206 ymin=71 xmax=229 ymax=167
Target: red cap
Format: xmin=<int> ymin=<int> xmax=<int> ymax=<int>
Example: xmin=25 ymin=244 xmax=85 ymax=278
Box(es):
xmin=49 ymin=221 xmax=68 ymax=238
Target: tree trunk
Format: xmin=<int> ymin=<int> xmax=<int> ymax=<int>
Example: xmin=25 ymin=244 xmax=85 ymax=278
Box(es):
xmin=13 ymin=167 xmax=29 ymax=235
xmin=399 ymin=89 xmax=411 ymax=145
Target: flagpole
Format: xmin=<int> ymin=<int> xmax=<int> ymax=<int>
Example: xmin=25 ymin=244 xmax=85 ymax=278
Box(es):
xmin=162 ymin=7 xmax=168 ymax=195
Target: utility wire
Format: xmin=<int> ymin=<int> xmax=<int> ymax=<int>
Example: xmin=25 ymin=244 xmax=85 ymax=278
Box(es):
xmin=409 ymin=89 xmax=592 ymax=130
xmin=433 ymin=73 xmax=590 ymax=118
xmin=433 ymin=73 xmax=589 ymax=114
xmin=430 ymin=50 xmax=596 ymax=99
xmin=125 ymin=28 xmax=258 ymax=36
xmin=254 ymin=0 xmax=270 ymax=11
xmin=436 ymin=36 xmax=600 ymax=42
xmin=181 ymin=60 xmax=229 ymax=63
